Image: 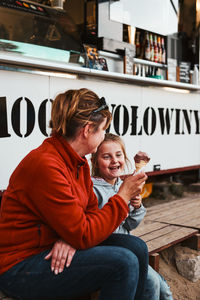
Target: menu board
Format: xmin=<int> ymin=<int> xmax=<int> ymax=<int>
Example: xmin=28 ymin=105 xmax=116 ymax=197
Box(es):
xmin=167 ymin=58 xmax=177 ymax=81
xmin=179 ymin=62 xmax=191 ymax=83
xmin=124 ymin=47 xmax=134 ymax=75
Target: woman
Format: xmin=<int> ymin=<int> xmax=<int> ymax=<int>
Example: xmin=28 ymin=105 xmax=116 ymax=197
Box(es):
xmin=91 ymin=133 xmax=174 ymax=300
xmin=0 ymin=88 xmax=148 ymax=300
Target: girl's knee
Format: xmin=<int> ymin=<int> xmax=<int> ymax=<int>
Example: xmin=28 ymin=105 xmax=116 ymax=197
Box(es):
xmin=147 ymin=266 xmax=160 ymax=291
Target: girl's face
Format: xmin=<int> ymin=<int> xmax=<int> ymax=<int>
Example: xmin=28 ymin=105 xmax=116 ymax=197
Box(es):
xmin=97 ymin=141 xmax=125 ymax=185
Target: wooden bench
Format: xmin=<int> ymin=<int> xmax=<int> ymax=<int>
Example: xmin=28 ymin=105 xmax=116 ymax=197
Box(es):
xmin=132 ymin=195 xmax=200 ymax=272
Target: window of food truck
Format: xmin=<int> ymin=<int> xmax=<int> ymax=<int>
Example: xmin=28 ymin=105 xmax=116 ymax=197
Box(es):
xmin=0 ymin=1 xmax=85 ymax=65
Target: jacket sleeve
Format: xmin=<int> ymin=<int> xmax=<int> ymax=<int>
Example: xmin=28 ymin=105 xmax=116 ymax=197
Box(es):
xmin=27 ymin=160 xmax=129 ymax=250
xmin=123 ymin=204 xmax=146 ymax=232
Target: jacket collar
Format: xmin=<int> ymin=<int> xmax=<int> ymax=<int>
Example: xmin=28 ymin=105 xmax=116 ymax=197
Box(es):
xmin=50 ymin=132 xmax=86 ymax=171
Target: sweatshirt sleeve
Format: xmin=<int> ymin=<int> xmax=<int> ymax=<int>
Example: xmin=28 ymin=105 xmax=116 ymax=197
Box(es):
xmin=123 ymin=204 xmax=146 ymax=231
xmin=27 ymin=160 xmax=129 ymax=250
xmin=92 ymin=186 xmax=104 ymax=208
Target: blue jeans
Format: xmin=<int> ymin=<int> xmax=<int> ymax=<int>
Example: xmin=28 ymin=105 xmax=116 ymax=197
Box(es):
xmin=144 ymin=265 xmax=174 ymax=300
xmin=0 ymin=234 xmax=148 ymax=300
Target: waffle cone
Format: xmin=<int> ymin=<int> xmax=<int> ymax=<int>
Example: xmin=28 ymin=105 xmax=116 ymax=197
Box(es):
xmin=135 ymin=160 xmax=148 ymax=172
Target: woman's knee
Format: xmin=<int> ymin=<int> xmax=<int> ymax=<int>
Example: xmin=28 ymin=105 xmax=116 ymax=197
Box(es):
xmin=110 ymin=247 xmax=139 ymax=281
xmin=127 ymin=235 xmax=148 ymax=258
xmin=101 ymin=234 xmax=148 ymax=265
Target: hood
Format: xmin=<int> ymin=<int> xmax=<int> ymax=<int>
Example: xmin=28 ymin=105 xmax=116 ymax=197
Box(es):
xmin=92 ymin=176 xmax=123 ymax=190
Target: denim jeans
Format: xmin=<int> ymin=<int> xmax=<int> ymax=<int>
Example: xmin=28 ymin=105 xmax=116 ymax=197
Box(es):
xmin=159 ymin=273 xmax=174 ymax=300
xmin=0 ymin=234 xmax=148 ymax=300
xmin=144 ymin=265 xmax=174 ymax=300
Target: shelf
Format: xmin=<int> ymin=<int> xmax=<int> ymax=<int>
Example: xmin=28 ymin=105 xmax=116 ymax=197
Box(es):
xmin=0 ymin=51 xmax=200 ymax=91
xmin=133 ymin=58 xmax=167 ymax=69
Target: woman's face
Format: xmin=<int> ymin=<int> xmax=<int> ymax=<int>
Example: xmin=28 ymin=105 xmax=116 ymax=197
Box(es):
xmin=86 ymin=119 xmax=107 ymax=155
xmin=97 ymin=141 xmax=125 ymax=185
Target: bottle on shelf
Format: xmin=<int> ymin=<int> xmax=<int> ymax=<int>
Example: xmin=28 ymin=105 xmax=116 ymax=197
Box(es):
xmin=192 ymin=64 xmax=199 ymax=85
xmin=135 ymin=31 xmax=141 ymax=58
xmin=149 ymin=33 xmax=154 ymax=62
xmin=144 ymin=31 xmax=151 ymax=60
xmin=161 ymin=37 xmax=166 ymax=64
xmin=157 ymin=36 xmax=162 ymax=63
xmin=154 ymin=35 xmax=158 ymax=63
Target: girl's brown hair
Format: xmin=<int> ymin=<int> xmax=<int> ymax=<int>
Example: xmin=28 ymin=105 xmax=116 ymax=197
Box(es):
xmin=91 ymin=133 xmax=131 ymax=177
xmin=50 ymin=88 xmax=112 ymax=139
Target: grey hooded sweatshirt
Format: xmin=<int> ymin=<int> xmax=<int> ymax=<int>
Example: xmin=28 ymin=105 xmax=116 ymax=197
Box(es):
xmin=92 ymin=177 xmax=146 ymax=234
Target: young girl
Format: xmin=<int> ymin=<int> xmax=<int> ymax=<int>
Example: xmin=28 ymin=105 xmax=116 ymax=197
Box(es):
xmin=91 ymin=133 xmax=174 ymax=300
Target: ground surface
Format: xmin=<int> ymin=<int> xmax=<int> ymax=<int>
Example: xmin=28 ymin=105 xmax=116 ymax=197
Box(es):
xmin=159 ymin=247 xmax=200 ymax=300
xmin=143 ymin=186 xmax=200 ymax=300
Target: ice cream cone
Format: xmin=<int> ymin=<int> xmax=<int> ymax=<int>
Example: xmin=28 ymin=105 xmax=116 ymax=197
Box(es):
xmin=134 ymin=151 xmax=150 ymax=174
xmin=135 ymin=160 xmax=148 ymax=173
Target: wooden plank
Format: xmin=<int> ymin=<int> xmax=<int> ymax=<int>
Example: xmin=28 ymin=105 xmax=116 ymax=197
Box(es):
xmin=154 ymin=201 xmax=200 ymax=222
xmin=139 ymin=225 xmax=179 ymax=242
xmin=155 ymin=207 xmax=200 ymax=229
xmin=146 ymin=227 xmax=198 ymax=254
xmin=146 ymin=196 xmax=200 ymax=215
xmin=160 ymin=205 xmax=200 ymax=221
xmin=158 ymin=218 xmax=200 ymax=230
xmin=131 ymin=220 xmax=168 ymax=236
xmin=146 ymin=197 xmax=200 ymax=215
xmin=145 ymin=198 xmax=200 ymax=222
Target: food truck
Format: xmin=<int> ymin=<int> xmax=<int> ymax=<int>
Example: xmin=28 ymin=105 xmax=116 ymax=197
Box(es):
xmin=0 ymin=0 xmax=200 ymax=191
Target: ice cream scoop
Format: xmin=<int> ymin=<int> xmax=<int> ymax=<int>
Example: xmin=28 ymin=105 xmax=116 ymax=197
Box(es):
xmin=134 ymin=151 xmax=150 ymax=173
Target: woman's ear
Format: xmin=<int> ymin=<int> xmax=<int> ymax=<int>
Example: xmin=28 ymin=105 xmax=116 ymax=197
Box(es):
xmin=82 ymin=122 xmax=92 ymax=138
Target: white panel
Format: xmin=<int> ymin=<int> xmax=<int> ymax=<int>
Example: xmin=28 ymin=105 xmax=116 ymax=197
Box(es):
xmin=0 ymin=70 xmax=49 ymax=189
xmin=99 ymin=2 xmax=123 ymax=41
xmin=1 ymin=69 xmax=200 ymax=189
xmin=110 ymin=0 xmax=178 ymax=35
xmin=140 ymin=87 xmax=200 ymax=171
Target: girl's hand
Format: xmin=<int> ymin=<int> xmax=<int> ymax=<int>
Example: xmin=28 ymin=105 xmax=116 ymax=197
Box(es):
xmin=45 ymin=240 xmax=76 ymax=275
xmin=130 ymin=194 xmax=142 ymax=209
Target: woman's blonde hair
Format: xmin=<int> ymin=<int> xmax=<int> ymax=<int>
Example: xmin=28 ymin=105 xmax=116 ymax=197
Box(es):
xmin=91 ymin=133 xmax=131 ymax=177
xmin=50 ymin=88 xmax=112 ymax=138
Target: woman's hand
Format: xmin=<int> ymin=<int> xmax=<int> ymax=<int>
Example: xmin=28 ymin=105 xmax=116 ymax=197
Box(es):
xmin=45 ymin=240 xmax=76 ymax=275
xmin=118 ymin=172 xmax=147 ymax=205
xmin=130 ymin=194 xmax=142 ymax=209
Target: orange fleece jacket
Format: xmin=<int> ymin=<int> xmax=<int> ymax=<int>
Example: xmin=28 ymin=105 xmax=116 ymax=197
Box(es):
xmin=0 ymin=133 xmax=129 ymax=274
